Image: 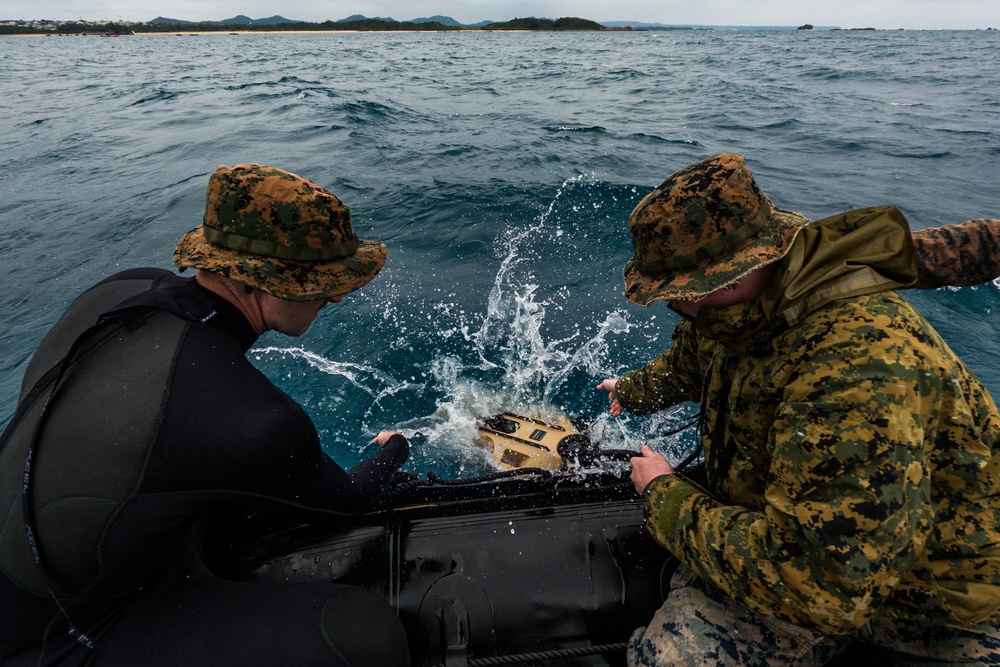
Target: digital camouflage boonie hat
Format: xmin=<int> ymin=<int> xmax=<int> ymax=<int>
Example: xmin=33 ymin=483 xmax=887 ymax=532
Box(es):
xmin=623 ymin=153 xmax=808 ymax=305
xmin=174 ymin=164 xmax=387 ymax=301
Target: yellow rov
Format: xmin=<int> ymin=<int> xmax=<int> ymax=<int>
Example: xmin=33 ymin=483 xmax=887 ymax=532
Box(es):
xmin=474 ymin=412 xmax=596 ymax=471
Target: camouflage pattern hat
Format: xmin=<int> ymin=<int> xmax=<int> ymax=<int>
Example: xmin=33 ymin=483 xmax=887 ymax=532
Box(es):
xmin=623 ymin=153 xmax=808 ymax=306
xmin=174 ymin=164 xmax=387 ymax=301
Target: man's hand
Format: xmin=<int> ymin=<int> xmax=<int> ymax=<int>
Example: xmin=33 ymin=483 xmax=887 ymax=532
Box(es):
xmin=370 ymin=430 xmax=403 ymax=447
xmin=596 ymin=378 xmax=624 ymax=417
xmin=630 ymin=445 xmax=674 ymax=495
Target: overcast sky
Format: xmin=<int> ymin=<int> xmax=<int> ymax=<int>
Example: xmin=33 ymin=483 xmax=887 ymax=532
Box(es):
xmin=5 ymin=0 xmax=999 ymax=30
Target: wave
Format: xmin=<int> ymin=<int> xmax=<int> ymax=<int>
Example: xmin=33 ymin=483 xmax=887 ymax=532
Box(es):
xmin=128 ymin=88 xmax=180 ymax=105
xmin=543 ymin=124 xmax=607 ymax=133
xmin=627 ymin=133 xmax=704 ymax=147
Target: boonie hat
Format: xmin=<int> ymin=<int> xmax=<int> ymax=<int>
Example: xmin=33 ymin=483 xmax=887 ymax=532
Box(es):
xmin=623 ymin=153 xmax=808 ymax=306
xmin=174 ymin=164 xmax=386 ymax=301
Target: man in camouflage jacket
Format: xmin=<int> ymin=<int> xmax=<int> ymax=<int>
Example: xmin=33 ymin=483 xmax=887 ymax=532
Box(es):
xmin=598 ymin=153 xmax=1000 ymax=665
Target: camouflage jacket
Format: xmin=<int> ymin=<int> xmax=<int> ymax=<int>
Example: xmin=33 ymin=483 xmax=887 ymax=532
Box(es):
xmin=616 ymin=207 xmax=1000 ymax=634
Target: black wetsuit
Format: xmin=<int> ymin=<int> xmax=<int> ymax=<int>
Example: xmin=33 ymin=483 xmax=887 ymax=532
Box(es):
xmin=0 ymin=269 xmax=410 ymax=666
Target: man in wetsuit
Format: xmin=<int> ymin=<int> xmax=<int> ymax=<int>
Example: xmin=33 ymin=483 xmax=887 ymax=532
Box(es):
xmin=0 ymin=164 xmax=411 ymax=666
xmin=597 ymin=154 xmax=1000 ymax=665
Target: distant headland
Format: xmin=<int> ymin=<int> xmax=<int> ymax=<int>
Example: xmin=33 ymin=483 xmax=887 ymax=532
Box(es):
xmin=1 ymin=15 xmax=854 ymax=36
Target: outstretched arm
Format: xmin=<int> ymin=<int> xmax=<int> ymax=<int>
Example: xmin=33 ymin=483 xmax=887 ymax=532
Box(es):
xmin=598 ymin=320 xmax=705 ymax=417
xmin=910 ymin=218 xmax=1000 ymax=288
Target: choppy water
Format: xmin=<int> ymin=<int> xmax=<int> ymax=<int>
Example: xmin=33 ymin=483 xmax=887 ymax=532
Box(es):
xmin=2 ymin=30 xmax=998 ymax=477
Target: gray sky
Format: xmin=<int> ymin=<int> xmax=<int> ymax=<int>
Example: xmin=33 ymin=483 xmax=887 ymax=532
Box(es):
xmin=6 ymin=0 xmax=999 ymax=30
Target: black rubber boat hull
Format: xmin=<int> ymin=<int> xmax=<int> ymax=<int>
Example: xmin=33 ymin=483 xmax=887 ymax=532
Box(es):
xmin=231 ymin=472 xmax=669 ymax=666
xmin=226 ymin=471 xmax=895 ymax=666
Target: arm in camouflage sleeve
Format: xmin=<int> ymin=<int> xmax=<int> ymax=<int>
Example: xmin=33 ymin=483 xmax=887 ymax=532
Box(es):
xmin=614 ymin=320 xmax=704 ymax=415
xmin=643 ymin=297 xmax=938 ymax=634
xmin=911 ymin=218 xmax=1000 ymax=289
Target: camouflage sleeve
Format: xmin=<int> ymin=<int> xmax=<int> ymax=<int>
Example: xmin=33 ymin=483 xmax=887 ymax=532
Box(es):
xmin=615 ymin=320 xmax=703 ymax=415
xmin=643 ymin=298 xmax=938 ymax=635
xmin=910 ymin=219 xmax=1000 ymax=289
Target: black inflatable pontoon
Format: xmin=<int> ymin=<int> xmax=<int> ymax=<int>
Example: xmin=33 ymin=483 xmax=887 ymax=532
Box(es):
xmin=223 ymin=416 xmax=887 ymax=667
xmin=229 ymin=468 xmax=667 ymax=666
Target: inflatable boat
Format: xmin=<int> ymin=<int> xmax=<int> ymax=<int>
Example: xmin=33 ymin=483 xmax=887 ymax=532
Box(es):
xmin=225 ymin=414 xmax=882 ymax=666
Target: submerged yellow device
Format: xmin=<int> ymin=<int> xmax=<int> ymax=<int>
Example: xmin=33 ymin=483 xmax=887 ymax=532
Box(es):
xmin=474 ymin=412 xmax=593 ymax=471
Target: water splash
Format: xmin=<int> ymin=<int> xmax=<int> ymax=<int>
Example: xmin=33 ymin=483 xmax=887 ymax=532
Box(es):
xmin=252 ymin=346 xmax=398 ymax=396
xmin=384 ymin=176 xmax=649 ymax=472
xmin=466 ymin=175 xmax=635 ymax=408
xmin=251 ymin=176 xmax=695 ymax=476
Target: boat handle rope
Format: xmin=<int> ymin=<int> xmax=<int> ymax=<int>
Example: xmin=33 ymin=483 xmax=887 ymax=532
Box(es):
xmin=430 ymin=641 xmax=628 ymax=667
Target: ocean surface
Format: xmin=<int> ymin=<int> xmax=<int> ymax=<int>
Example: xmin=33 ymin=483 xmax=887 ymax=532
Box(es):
xmin=2 ymin=29 xmax=998 ymax=478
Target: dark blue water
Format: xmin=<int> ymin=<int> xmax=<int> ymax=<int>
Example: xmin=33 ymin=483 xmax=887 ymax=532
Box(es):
xmin=2 ymin=30 xmax=998 ymax=477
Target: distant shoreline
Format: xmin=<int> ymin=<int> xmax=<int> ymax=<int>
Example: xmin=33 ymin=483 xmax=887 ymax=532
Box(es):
xmin=1 ymin=16 xmax=624 ymax=36
xmin=3 ymin=29 xmax=598 ymax=37
xmin=2 ymin=26 xmax=996 ymax=37
xmin=2 ymin=28 xmax=645 ymax=37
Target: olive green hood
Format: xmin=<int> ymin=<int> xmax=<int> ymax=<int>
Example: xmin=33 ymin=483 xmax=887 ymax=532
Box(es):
xmin=764 ymin=205 xmax=919 ymax=326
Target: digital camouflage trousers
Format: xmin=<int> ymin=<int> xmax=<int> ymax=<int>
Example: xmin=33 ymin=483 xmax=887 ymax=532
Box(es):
xmin=627 ymin=565 xmax=1000 ymax=667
